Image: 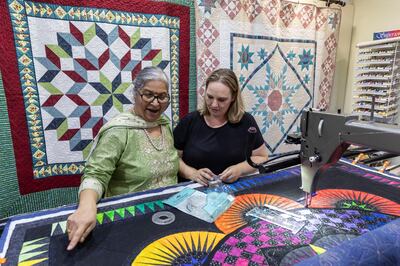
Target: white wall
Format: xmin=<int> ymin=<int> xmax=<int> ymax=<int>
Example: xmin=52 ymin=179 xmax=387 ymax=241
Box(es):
xmin=340 ymin=0 xmax=400 ymax=114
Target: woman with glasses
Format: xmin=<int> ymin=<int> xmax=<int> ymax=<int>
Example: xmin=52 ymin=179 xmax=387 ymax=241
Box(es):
xmin=174 ymin=68 xmax=268 ymax=186
xmin=66 ymin=66 xmax=178 ymax=250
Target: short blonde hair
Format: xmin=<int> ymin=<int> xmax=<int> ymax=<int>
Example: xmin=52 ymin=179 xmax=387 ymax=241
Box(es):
xmin=200 ymin=68 xmax=245 ymax=123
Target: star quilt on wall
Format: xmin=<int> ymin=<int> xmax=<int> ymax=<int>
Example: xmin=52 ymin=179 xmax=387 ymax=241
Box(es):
xmin=0 ymin=0 xmax=196 ymax=218
xmin=195 ymin=0 xmax=341 ymax=155
xmin=232 ymin=34 xmax=314 ymax=153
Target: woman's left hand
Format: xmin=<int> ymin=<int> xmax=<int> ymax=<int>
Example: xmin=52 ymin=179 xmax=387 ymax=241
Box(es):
xmin=219 ymin=164 xmax=242 ymax=183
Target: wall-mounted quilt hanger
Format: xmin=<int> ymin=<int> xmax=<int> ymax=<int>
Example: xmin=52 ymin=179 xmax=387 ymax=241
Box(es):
xmin=322 ymin=0 xmax=347 ymax=7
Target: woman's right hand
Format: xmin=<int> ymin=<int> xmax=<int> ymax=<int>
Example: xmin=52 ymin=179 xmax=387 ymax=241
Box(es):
xmin=190 ymin=168 xmax=215 ymax=186
xmin=66 ymin=190 xmax=98 ymax=251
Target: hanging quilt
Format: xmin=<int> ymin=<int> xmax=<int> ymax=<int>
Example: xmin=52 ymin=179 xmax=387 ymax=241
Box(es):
xmin=0 ymin=0 xmax=196 ymax=218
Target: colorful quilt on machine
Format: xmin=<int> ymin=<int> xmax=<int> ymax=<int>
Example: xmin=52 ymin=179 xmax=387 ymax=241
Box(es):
xmin=0 ymin=160 xmax=399 ymax=265
xmin=0 ymin=0 xmax=196 ymax=218
xmin=195 ymin=1 xmax=341 ymax=155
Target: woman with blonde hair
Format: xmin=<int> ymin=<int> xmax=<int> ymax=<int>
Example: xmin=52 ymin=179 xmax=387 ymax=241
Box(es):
xmin=174 ymin=68 xmax=268 ymax=185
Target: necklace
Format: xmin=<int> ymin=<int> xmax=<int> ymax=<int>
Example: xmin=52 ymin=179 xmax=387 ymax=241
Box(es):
xmin=143 ymin=126 xmax=165 ymax=151
xmin=204 ymin=116 xmax=228 ymax=128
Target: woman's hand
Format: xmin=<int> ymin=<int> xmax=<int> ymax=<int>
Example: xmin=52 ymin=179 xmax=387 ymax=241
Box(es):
xmin=66 ymin=190 xmax=99 ymax=251
xmin=219 ymin=164 xmax=242 ymax=183
xmin=66 ymin=205 xmax=97 ymax=251
xmin=190 ymin=168 xmax=215 ymax=186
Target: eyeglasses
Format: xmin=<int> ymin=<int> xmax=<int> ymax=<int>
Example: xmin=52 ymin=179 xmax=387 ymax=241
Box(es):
xmin=138 ymin=91 xmax=170 ymax=104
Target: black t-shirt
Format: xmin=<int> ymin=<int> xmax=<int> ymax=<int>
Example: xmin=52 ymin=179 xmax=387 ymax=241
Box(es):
xmin=174 ymin=111 xmax=265 ymax=175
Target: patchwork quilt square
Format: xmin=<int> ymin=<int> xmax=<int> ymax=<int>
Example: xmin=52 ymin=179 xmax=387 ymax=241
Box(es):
xmin=0 ymin=0 xmax=195 ymax=197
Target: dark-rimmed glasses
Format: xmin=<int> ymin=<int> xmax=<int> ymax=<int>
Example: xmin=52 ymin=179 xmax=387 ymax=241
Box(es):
xmin=138 ymin=91 xmax=170 ymax=104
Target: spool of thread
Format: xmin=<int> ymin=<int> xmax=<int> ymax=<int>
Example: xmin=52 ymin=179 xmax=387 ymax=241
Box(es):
xmin=352 ymin=153 xmax=367 ymax=165
xmin=379 ymin=160 xmax=390 ymax=173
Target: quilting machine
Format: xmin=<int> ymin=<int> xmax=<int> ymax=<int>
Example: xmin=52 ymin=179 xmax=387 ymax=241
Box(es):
xmin=299 ymin=108 xmax=400 ymax=207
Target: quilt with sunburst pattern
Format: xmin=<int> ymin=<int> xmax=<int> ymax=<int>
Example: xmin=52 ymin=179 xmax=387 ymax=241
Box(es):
xmin=0 ymin=159 xmax=399 ymax=265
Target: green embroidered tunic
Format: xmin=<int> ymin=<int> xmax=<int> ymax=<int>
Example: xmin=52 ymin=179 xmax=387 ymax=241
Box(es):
xmin=81 ymin=112 xmax=179 ymax=198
